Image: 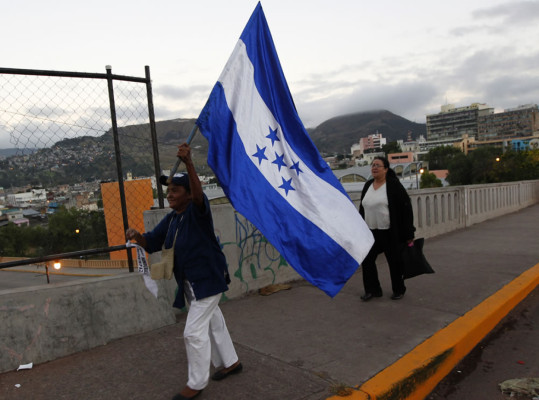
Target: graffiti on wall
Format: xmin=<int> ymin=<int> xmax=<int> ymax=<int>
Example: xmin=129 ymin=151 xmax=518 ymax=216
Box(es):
xmin=218 ymin=213 xmax=288 ymax=292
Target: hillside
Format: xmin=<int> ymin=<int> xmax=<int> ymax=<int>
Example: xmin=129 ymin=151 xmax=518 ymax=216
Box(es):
xmin=307 ymin=110 xmax=426 ymax=155
xmin=0 ymin=110 xmax=425 ymax=187
xmin=0 ymin=148 xmax=37 ymax=157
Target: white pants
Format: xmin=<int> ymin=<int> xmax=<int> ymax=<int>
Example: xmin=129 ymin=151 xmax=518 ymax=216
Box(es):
xmin=183 ymin=284 xmax=238 ymax=390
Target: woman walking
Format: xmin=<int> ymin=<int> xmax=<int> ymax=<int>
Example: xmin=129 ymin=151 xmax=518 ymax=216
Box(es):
xmin=359 ymin=156 xmax=415 ymax=301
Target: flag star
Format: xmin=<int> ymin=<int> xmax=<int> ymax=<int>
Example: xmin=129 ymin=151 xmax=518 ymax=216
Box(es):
xmin=290 ymin=161 xmax=303 ymax=176
xmin=278 ymin=177 xmax=295 ymax=196
xmin=266 ymin=126 xmax=280 ymax=146
xmin=252 ymin=144 xmax=268 ymax=165
xmin=272 ymin=152 xmax=287 ymax=171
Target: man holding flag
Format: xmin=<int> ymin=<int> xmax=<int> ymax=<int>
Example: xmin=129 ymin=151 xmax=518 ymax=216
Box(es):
xmin=197 ymin=2 xmax=374 ymax=298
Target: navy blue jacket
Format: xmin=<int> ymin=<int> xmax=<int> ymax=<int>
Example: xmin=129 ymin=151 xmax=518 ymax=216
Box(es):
xmin=143 ymin=195 xmax=229 ymax=309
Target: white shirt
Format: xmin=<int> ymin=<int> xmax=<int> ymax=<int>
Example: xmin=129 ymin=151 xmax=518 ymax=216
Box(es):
xmin=361 ymin=182 xmax=390 ymax=230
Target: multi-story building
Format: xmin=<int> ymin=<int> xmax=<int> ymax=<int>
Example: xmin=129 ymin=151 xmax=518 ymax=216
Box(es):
xmin=5 ymin=188 xmax=47 ymax=206
xmin=477 ymin=104 xmax=539 ymax=141
xmin=388 ymin=152 xmax=414 ymax=163
xmin=351 ymin=132 xmax=387 ymax=157
xmin=426 ymin=103 xmax=494 ymax=141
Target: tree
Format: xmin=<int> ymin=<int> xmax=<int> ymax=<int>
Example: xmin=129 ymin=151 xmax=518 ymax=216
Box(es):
xmin=6 ymin=207 xmax=110 ymax=257
xmin=0 ymin=223 xmax=31 ymax=256
xmin=420 ymin=171 xmax=443 ymax=188
xmin=381 ymin=141 xmax=402 ymax=155
xmin=44 ymin=207 xmax=82 ymax=254
xmin=468 ymin=147 xmax=500 ymax=183
xmin=446 ymin=146 xmax=538 ymax=185
xmin=424 ymin=146 xmax=463 ymax=169
xmin=446 ymin=152 xmax=472 ymax=185
xmin=492 ymin=149 xmax=539 ymax=182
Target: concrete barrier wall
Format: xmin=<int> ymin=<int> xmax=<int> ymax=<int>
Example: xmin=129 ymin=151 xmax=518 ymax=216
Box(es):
xmin=143 ymin=204 xmax=302 ymax=301
xmin=1 ymin=180 xmax=538 ymax=373
xmin=146 ymin=180 xmax=539 ymax=300
xmin=1 ymin=274 xmax=179 ymax=373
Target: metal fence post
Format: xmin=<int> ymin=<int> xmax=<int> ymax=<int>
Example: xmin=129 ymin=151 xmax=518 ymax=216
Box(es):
xmin=106 ymin=65 xmax=134 ymax=272
xmin=145 ymin=65 xmax=164 ymax=209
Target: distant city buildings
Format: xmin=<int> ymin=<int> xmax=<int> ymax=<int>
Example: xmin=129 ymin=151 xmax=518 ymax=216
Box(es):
xmin=5 ymin=188 xmax=47 ymax=207
xmin=477 ymin=104 xmax=539 ymax=141
xmin=351 ymin=132 xmax=386 ymax=158
xmin=426 ymin=103 xmax=494 ymax=141
xmin=0 ymin=207 xmax=30 ymax=227
xmin=426 ymin=103 xmax=539 ymax=154
xmin=388 ymin=152 xmax=414 ymax=164
xmin=348 ymin=103 xmax=539 ymax=165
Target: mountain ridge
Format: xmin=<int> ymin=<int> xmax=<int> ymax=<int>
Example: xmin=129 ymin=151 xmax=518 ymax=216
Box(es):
xmin=0 ymin=110 xmax=426 ymax=187
xmin=307 ymin=109 xmax=426 ymax=154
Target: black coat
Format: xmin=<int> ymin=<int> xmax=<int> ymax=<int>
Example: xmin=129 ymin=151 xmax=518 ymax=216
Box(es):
xmin=359 ymin=178 xmax=416 ymax=244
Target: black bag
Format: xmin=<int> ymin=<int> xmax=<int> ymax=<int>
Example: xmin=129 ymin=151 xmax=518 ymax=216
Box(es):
xmin=401 ymin=238 xmax=435 ymax=279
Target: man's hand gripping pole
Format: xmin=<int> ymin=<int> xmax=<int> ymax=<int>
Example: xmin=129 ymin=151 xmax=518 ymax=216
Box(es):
xmin=166 ymin=124 xmax=199 ymax=184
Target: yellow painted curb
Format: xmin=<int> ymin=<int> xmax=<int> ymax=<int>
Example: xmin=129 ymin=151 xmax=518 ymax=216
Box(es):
xmin=326 ymin=263 xmax=539 ymax=400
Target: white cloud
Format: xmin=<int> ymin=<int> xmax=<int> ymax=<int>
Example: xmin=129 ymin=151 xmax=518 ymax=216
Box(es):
xmin=1 ymin=0 xmax=538 ymax=147
xmin=473 ymin=1 xmax=539 ymax=25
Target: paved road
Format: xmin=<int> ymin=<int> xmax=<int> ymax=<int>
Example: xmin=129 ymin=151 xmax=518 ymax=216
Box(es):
xmin=428 ymin=286 xmax=539 ymax=400
xmin=0 ymin=266 xmax=126 ymax=291
xmin=0 ymin=270 xmax=87 ymax=289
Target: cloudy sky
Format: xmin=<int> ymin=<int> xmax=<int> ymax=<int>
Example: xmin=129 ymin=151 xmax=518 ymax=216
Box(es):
xmin=1 ymin=0 xmax=539 ymax=148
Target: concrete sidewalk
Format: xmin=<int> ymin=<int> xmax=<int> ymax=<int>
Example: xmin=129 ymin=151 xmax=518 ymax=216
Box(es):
xmin=1 ymin=204 xmax=538 ymax=400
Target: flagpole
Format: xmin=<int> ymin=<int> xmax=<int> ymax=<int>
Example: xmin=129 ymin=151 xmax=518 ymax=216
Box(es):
xmin=166 ymin=124 xmax=199 ymax=184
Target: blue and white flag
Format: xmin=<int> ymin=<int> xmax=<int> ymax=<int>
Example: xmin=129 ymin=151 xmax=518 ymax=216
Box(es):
xmin=197 ymin=2 xmax=374 ymax=297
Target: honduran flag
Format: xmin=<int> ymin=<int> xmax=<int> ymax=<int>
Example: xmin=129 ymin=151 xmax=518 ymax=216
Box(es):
xmin=196 ymin=2 xmax=374 ymax=297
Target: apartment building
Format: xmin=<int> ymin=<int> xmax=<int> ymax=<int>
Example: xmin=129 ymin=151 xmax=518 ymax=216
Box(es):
xmin=477 ymin=104 xmax=539 ymax=141
xmin=426 ymin=103 xmax=494 ymax=141
xmin=351 ymin=132 xmax=387 ymax=157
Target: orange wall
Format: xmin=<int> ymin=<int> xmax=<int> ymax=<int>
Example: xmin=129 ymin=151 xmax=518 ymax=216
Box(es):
xmin=101 ymin=179 xmax=154 ymax=260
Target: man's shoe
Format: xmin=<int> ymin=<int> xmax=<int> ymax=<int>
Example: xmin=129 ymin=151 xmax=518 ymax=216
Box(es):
xmin=391 ymin=293 xmax=405 ymax=300
xmin=211 ymin=361 xmax=243 ymax=381
xmin=172 ymin=387 xmax=202 ymax=400
xmin=361 ymin=292 xmax=382 ymax=301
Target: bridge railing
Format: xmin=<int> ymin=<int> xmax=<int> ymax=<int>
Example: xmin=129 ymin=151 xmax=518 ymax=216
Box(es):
xmin=139 ymin=180 xmax=539 ymax=299
xmin=349 ymin=180 xmax=539 ymax=239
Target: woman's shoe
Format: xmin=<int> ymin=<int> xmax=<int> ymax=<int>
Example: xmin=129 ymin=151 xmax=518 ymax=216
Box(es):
xmin=391 ymin=293 xmax=405 ymax=300
xmin=361 ymin=291 xmax=382 ymax=301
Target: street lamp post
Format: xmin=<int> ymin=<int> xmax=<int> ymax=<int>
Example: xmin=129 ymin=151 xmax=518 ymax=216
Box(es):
xmin=75 ymin=228 xmax=85 ymax=250
xmin=415 ymin=162 xmax=423 ymax=189
xmin=44 ymin=261 xmax=61 ymax=284
xmin=75 ymin=228 xmax=86 ymax=263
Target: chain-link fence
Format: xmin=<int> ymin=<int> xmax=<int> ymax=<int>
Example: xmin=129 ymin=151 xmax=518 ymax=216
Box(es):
xmin=0 ymin=66 xmax=165 ymax=271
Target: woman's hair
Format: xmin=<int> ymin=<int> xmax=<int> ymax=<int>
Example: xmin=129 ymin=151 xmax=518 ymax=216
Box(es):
xmin=372 ymin=156 xmax=398 ymax=180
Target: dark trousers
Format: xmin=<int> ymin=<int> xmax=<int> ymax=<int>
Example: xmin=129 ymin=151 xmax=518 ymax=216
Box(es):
xmin=362 ymin=229 xmax=406 ymax=295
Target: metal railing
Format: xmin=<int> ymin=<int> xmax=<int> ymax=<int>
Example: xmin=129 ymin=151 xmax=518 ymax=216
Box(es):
xmin=0 ymin=245 xmax=129 ymax=269
xmin=0 ymin=66 xmax=162 ymax=272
